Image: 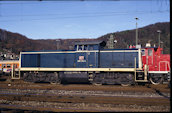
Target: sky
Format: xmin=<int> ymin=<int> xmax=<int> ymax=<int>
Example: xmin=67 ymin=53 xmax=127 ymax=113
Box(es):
xmin=0 ymin=0 xmax=170 ymax=39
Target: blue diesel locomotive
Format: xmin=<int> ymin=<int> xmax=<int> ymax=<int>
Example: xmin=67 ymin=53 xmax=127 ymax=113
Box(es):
xmin=19 ymin=41 xmax=143 ymax=85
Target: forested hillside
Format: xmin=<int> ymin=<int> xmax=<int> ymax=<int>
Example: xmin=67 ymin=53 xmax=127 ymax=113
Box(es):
xmin=0 ymin=22 xmax=170 ymax=55
xmin=98 ymin=22 xmax=170 ymax=54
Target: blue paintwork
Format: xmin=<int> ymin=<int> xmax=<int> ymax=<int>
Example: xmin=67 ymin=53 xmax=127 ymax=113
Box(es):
xmin=100 ymin=51 xmax=138 ymax=68
xmin=40 ymin=53 xmax=75 ymax=68
xmin=21 ymin=41 xmax=139 ymax=69
xmin=21 ymin=50 xmax=138 ymax=68
xmin=21 ymin=54 xmax=40 ymax=67
xmin=21 ymin=53 xmax=75 ymax=68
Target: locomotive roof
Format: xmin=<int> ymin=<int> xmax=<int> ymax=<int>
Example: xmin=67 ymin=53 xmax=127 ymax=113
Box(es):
xmin=103 ymin=48 xmax=138 ymax=50
xmin=21 ymin=50 xmax=75 ymax=52
xmin=143 ymin=47 xmax=158 ymax=49
xmin=74 ymin=40 xmax=106 ymax=46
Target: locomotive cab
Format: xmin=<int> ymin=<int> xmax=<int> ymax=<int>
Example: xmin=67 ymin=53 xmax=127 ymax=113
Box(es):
xmin=141 ymin=44 xmax=170 ymax=84
xmin=74 ymin=40 xmax=106 ymax=51
xmin=74 ymin=41 xmax=106 ymax=68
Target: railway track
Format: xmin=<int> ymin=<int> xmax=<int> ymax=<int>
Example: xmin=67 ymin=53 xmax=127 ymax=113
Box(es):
xmin=0 ymin=80 xmax=170 ymax=112
xmin=0 ymin=99 xmax=169 ymax=112
xmin=0 ymin=88 xmax=170 ymax=98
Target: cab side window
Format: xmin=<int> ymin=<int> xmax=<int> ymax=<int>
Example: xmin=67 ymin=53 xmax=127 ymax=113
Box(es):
xmin=84 ymin=45 xmax=88 ymax=50
xmin=148 ymin=49 xmax=152 ymax=56
xmin=78 ymin=45 xmax=82 ymax=51
xmin=141 ymin=49 xmax=145 ymax=56
xmin=89 ymin=45 xmax=93 ymax=50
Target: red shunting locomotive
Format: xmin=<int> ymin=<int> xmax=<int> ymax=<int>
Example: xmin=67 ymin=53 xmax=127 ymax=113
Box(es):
xmin=132 ymin=43 xmax=170 ymax=85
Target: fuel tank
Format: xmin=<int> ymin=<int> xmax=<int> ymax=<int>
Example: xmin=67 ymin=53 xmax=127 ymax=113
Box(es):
xmin=59 ymin=72 xmax=89 ymax=83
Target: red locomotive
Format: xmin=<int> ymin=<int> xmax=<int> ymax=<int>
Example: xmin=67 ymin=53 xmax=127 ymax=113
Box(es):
xmin=136 ymin=43 xmax=170 ymax=85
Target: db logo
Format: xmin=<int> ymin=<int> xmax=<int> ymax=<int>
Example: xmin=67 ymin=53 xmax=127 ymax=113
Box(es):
xmin=77 ymin=56 xmax=86 ymax=62
xmin=79 ymin=56 xmax=84 ymax=60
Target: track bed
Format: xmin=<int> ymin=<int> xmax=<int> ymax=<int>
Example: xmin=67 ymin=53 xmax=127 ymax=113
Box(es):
xmin=0 ymin=80 xmax=170 ymax=112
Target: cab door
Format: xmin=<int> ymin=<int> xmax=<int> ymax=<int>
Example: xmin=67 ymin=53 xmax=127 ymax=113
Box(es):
xmin=87 ymin=51 xmax=98 ymax=68
xmin=147 ymin=48 xmax=154 ymax=71
xmin=147 ymin=49 xmax=153 ymax=64
xmin=154 ymin=48 xmax=158 ymax=71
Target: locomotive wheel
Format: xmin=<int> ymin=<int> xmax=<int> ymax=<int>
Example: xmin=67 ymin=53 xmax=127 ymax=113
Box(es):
xmin=48 ymin=72 xmax=60 ymax=84
xmin=120 ymin=73 xmax=133 ymax=86
xmin=149 ymin=76 xmax=163 ymax=85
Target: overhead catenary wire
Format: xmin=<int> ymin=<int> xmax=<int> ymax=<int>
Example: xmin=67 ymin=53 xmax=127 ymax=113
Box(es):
xmin=0 ymin=0 xmax=123 ymax=4
xmin=0 ymin=10 xmax=169 ymax=22
xmin=0 ymin=0 xmax=169 ymax=22
xmin=0 ymin=9 xmax=169 ymax=17
xmin=0 ymin=0 xmax=169 ymax=4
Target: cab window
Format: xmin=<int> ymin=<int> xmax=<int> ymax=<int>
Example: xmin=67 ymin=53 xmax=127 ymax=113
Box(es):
xmin=148 ymin=49 xmax=152 ymax=56
xmin=78 ymin=45 xmax=83 ymax=51
xmin=89 ymin=45 xmax=94 ymax=50
xmin=84 ymin=45 xmax=88 ymax=50
xmin=141 ymin=49 xmax=145 ymax=56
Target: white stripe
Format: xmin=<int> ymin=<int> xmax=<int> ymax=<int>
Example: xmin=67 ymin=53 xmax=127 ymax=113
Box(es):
xmin=20 ymin=67 xmax=137 ymax=72
xmin=20 ymin=51 xmax=75 ymax=54
xmin=100 ymin=50 xmax=138 ymax=52
xmin=75 ymin=50 xmax=98 ymax=52
xmin=148 ymin=71 xmax=169 ymax=74
xmin=20 ymin=50 xmax=138 ymax=54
